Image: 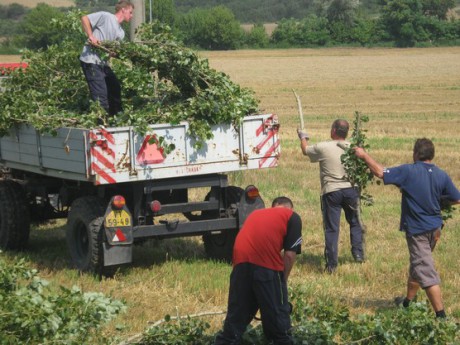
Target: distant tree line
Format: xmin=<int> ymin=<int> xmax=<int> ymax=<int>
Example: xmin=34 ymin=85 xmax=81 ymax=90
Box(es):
xmin=0 ymin=0 xmax=459 ymax=53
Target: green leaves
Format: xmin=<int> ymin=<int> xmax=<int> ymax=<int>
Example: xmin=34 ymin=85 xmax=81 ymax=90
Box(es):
xmin=0 ymin=15 xmax=259 ymax=149
xmin=138 ymin=316 xmax=213 ymax=345
xmin=341 ymin=111 xmax=375 ymax=206
xmin=0 ymin=254 xmax=125 ymax=344
xmin=130 ymin=286 xmax=460 ymax=344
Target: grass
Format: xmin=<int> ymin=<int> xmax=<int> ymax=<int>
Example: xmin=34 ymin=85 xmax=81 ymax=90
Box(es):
xmin=2 ymin=46 xmax=460 ymax=342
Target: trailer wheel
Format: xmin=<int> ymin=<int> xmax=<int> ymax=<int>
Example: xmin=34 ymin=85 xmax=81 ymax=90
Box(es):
xmin=0 ymin=180 xmax=30 ymax=250
xmin=203 ymin=186 xmax=244 ymax=263
xmin=66 ymin=196 xmax=115 ymax=276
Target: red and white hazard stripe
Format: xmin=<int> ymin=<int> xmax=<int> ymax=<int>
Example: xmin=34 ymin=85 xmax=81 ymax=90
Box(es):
xmin=255 ymin=115 xmax=280 ymax=169
xmin=89 ymin=128 xmax=117 ymax=185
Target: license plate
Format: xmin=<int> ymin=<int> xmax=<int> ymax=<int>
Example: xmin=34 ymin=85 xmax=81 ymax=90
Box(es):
xmin=105 ymin=210 xmax=131 ymax=228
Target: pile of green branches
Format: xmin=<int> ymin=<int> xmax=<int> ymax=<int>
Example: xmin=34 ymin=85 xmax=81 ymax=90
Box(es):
xmin=132 ymin=286 xmax=460 ymax=344
xmin=0 ymin=254 xmax=125 ymax=344
xmin=0 ymin=11 xmax=259 ymax=147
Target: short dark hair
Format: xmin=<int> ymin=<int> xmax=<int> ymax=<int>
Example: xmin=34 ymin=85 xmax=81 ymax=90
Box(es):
xmin=332 ymin=119 xmax=349 ymax=139
xmin=272 ymin=196 xmax=293 ymax=208
xmin=115 ymin=0 xmax=134 ymax=12
xmin=413 ymin=138 xmax=435 ymax=161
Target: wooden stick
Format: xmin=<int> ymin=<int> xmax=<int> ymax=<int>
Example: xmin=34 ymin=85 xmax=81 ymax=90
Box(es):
xmin=292 ymin=89 xmax=304 ymax=130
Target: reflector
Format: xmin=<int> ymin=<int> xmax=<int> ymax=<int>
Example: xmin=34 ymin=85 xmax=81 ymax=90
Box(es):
xmin=112 ymin=195 xmax=126 ymax=209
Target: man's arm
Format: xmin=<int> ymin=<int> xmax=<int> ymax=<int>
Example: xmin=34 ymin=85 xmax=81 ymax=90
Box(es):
xmin=354 ymin=147 xmax=384 ymax=179
xmin=283 ymin=250 xmax=296 ymax=281
xmin=81 ymin=15 xmax=99 ymax=45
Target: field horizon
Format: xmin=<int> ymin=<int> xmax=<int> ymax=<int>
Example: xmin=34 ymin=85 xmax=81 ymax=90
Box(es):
xmin=2 ymin=46 xmax=460 ymax=343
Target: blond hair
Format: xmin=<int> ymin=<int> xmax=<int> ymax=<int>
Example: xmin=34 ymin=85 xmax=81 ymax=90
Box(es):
xmin=115 ymin=0 xmax=134 ymax=13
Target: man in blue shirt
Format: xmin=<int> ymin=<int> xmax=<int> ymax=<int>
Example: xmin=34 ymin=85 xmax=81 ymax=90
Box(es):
xmin=354 ymin=138 xmax=460 ymax=318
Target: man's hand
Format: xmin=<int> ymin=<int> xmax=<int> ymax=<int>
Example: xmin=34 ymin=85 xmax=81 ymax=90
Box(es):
xmin=353 ymin=147 xmax=385 ymax=179
xmin=297 ymin=128 xmax=309 ymax=140
xmin=87 ymin=37 xmax=100 ymax=46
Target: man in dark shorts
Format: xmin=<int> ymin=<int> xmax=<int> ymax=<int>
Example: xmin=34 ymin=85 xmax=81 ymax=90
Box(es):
xmin=214 ymin=196 xmax=302 ymax=345
xmin=354 ymin=138 xmax=460 ymax=318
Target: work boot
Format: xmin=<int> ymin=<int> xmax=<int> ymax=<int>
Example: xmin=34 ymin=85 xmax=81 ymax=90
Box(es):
xmin=325 ymin=266 xmax=337 ymax=274
xmin=353 ymin=254 xmax=365 ymax=263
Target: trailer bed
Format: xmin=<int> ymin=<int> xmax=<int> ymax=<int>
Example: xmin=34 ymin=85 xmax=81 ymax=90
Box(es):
xmin=0 ymin=114 xmax=280 ymax=185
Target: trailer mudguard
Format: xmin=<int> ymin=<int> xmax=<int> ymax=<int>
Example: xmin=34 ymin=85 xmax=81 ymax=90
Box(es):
xmin=102 ymin=197 xmax=134 ymax=266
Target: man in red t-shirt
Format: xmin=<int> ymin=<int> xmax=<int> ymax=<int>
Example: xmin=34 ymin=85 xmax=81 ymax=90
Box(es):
xmin=214 ymin=196 xmax=302 ymax=345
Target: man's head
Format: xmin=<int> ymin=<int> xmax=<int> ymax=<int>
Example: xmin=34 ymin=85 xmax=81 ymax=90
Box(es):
xmin=272 ymin=196 xmax=293 ymax=209
xmin=331 ymin=119 xmax=349 ymax=140
xmin=115 ymin=0 xmax=134 ymax=22
xmin=413 ymin=138 xmax=435 ymax=162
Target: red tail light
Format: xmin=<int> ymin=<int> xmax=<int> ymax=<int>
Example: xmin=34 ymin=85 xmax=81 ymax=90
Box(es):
xmin=245 ymin=185 xmax=260 ymax=200
xmin=112 ymin=195 xmax=126 ymax=209
xmin=150 ymin=200 xmax=162 ymax=213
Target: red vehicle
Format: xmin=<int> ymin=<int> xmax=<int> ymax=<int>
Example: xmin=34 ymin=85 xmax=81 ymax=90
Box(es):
xmin=0 ymin=62 xmax=28 ymax=75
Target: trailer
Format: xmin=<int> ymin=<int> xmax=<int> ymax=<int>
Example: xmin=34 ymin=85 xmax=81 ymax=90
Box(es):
xmin=0 ymin=114 xmax=280 ymax=276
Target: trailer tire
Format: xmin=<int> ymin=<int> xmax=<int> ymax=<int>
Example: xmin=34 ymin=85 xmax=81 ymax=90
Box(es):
xmin=203 ymin=186 xmax=244 ymax=263
xmin=66 ymin=196 xmax=115 ymax=277
xmin=0 ymin=180 xmax=30 ymax=250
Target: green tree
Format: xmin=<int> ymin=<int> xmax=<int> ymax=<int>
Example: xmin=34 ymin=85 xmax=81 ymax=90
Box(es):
xmin=0 ymin=3 xmax=27 ymax=19
xmin=421 ymin=0 xmax=455 ymax=19
xmin=17 ymin=3 xmax=65 ymax=49
xmin=271 ymin=16 xmax=330 ymax=46
xmin=379 ymin=0 xmax=430 ymax=46
xmin=150 ymin=0 xmax=177 ymax=27
xmin=351 ymin=17 xmax=381 ymax=45
xmin=179 ymin=6 xmax=243 ymax=50
xmin=327 ymin=0 xmax=358 ymax=26
xmin=244 ymin=23 xmax=270 ymax=48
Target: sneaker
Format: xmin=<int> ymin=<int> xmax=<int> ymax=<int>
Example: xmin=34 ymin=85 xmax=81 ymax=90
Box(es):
xmin=394 ymin=295 xmax=417 ymax=307
xmin=394 ymin=296 xmax=406 ymax=306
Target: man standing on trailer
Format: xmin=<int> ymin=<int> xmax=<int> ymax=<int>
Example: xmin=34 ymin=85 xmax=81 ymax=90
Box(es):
xmin=215 ymin=196 xmax=302 ymax=345
xmin=354 ymin=138 xmax=460 ymax=318
xmin=80 ymin=0 xmax=134 ymax=118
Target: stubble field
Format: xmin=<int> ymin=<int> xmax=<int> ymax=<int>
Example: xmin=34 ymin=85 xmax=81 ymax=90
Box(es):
xmin=2 ymin=47 xmax=460 ymax=342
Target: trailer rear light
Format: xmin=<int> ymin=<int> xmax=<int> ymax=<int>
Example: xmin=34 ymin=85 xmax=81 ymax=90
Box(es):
xmin=245 ymin=185 xmax=260 ymax=200
xmin=150 ymin=200 xmax=162 ymax=213
xmin=112 ymin=195 xmax=126 ymax=209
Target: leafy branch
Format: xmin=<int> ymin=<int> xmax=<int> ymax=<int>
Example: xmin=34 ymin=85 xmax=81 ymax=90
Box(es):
xmin=0 ymin=14 xmax=259 ymax=149
xmin=0 ymin=254 xmax=125 ymax=344
xmin=340 ymin=112 xmax=376 ymax=206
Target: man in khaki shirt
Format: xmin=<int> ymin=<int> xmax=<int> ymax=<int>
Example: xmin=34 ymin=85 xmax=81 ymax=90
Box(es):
xmin=298 ymin=119 xmax=364 ymax=273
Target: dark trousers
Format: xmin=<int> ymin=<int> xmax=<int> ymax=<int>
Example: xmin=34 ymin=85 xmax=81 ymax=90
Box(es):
xmin=215 ymin=263 xmax=293 ymax=345
xmin=321 ymin=187 xmax=363 ymax=268
xmin=80 ymin=61 xmax=122 ymax=116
